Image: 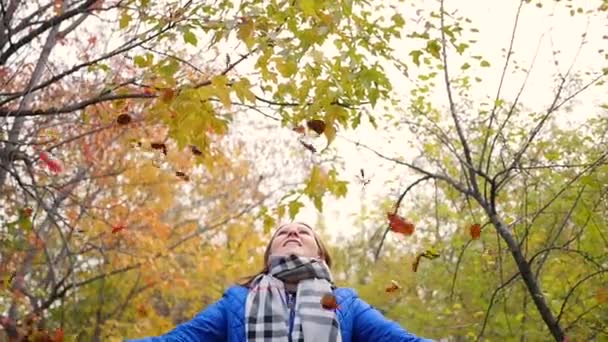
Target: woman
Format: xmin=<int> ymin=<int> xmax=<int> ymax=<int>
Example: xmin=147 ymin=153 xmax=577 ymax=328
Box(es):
xmin=127 ymin=222 xmax=433 ymax=341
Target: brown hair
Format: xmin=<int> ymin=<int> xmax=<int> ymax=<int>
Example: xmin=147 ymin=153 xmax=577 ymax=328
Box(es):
xmin=240 ymin=222 xmax=332 ymax=287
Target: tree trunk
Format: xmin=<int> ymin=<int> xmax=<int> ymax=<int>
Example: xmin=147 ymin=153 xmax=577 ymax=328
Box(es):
xmin=489 ymin=213 xmax=564 ymax=341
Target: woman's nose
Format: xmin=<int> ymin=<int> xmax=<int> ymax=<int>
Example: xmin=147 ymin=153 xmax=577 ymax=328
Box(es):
xmin=287 ymin=229 xmax=299 ymax=237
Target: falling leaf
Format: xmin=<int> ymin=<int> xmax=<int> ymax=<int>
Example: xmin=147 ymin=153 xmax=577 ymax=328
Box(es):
xmin=111 ymin=224 xmax=126 ymax=234
xmin=320 ymin=293 xmax=339 ymax=310
xmin=299 ymin=140 xmax=317 ymax=153
xmin=387 ymin=212 xmax=415 ymax=236
xmin=385 ymin=280 xmax=401 ymax=293
xmin=160 ymin=88 xmax=175 ymax=103
xmin=190 ymin=145 xmax=203 ymax=156
xmin=596 ymin=287 xmax=608 ymax=303
xmin=151 ymin=142 xmax=167 ymax=155
xmin=292 ymin=125 xmax=306 ymax=134
xmin=21 ymin=207 xmax=33 ymax=218
xmin=116 ymin=113 xmax=132 ymax=125
xmin=470 ymin=223 xmax=481 ymax=240
xmin=87 ymin=36 xmax=97 ymax=45
xmin=306 ymin=119 xmax=326 ymax=135
xmin=136 ymin=304 xmax=148 ymax=317
xmin=53 ymin=328 xmax=64 ymax=342
xmin=39 ymin=152 xmax=63 ymax=174
xmin=175 ymin=171 xmax=189 ymax=181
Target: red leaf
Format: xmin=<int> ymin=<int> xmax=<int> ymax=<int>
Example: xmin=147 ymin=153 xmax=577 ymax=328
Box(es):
xmin=292 ymin=125 xmax=306 ymax=134
xmin=387 ymin=212 xmax=415 ymax=236
xmin=111 ymin=224 xmax=126 ymax=234
xmin=320 ymin=293 xmax=339 ymax=310
xmin=470 ymin=223 xmax=481 ymax=240
xmin=160 ymin=88 xmax=175 ymax=103
xmin=53 ymin=328 xmax=64 ymax=342
xmin=22 ymin=207 xmax=33 ymax=217
xmin=39 ymin=152 xmax=63 ymax=174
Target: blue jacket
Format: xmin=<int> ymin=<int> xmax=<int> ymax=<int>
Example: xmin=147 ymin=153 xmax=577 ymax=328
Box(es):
xmin=127 ymin=285 xmax=433 ymax=342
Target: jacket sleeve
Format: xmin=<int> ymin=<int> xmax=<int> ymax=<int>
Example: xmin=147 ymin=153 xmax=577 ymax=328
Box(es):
xmin=352 ymin=298 xmax=434 ymax=342
xmin=124 ymin=298 xmax=228 ymax=342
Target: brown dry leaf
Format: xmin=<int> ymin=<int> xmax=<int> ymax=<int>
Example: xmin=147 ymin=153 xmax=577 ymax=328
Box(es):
xmin=116 ymin=113 xmax=132 ymax=125
xmin=306 ymin=119 xmax=326 ymax=135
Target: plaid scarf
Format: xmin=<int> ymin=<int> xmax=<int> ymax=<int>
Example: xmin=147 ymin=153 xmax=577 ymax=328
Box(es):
xmin=245 ymin=255 xmax=342 ymax=342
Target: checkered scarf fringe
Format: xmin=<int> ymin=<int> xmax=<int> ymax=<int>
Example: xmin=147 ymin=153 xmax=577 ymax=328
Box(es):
xmin=245 ymin=255 xmax=342 ymax=342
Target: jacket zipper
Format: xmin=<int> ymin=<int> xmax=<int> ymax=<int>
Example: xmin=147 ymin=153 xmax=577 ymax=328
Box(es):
xmin=287 ymin=292 xmax=295 ymax=342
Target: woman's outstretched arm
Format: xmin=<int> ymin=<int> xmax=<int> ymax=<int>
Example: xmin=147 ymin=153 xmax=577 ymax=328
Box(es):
xmin=352 ymin=298 xmax=434 ymax=342
xmin=125 ymin=298 xmax=228 ymax=342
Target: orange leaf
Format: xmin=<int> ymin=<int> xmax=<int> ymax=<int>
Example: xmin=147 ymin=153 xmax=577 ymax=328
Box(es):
xmin=387 ymin=212 xmax=415 ymax=236
xmin=53 ymin=328 xmax=64 ymax=342
xmin=470 ymin=223 xmax=481 ymax=240
xmin=111 ymin=224 xmax=126 ymax=234
xmin=292 ymin=125 xmax=306 ymax=134
xmin=596 ymin=287 xmax=608 ymax=303
xmin=320 ymin=293 xmax=339 ymax=310
xmin=160 ymin=88 xmax=175 ymax=103
xmin=385 ymin=280 xmax=401 ymax=293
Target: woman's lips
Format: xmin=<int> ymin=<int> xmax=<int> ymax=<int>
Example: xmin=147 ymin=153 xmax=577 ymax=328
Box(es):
xmin=283 ymin=239 xmax=302 ymax=246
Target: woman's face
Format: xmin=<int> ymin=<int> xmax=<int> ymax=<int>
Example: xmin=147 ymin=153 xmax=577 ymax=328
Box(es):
xmin=268 ymin=223 xmax=321 ymax=259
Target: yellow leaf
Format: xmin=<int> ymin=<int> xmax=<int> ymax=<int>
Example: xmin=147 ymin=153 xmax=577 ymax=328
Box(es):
xmin=212 ymin=75 xmax=232 ymax=109
xmin=237 ymin=18 xmax=255 ymax=49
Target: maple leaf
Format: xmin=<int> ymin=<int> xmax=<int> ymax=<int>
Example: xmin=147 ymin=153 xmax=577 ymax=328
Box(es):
xmin=175 ymin=171 xmax=189 ymax=181
xmin=470 ymin=223 xmax=481 ymax=240
xmin=21 ymin=207 xmax=33 ymax=217
xmin=596 ymin=287 xmax=608 ymax=303
xmin=190 ymin=145 xmax=203 ymax=156
xmin=387 ymin=212 xmax=415 ymax=236
xmin=160 ymin=88 xmax=175 ymax=103
xmin=292 ymin=125 xmax=306 ymax=134
xmin=39 ymin=152 xmax=63 ymax=173
xmin=306 ymin=119 xmax=326 ymax=135
xmin=53 ymin=328 xmax=64 ymax=342
xmin=111 ymin=224 xmax=126 ymax=234
xmin=385 ymin=280 xmax=401 ymax=293
xmin=320 ymin=293 xmax=339 ymax=310
xmin=151 ymin=142 xmax=167 ymax=155
xmin=116 ymin=113 xmax=132 ymax=125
